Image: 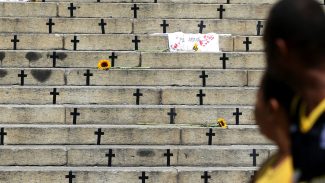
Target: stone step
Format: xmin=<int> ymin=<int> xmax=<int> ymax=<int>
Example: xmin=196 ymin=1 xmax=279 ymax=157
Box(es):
xmin=1 ymin=2 xmax=323 ymax=19
xmin=0 ymin=124 xmax=270 ymax=145
xmin=0 ymin=51 xmax=140 ymax=68
xmin=57 ymin=3 xmax=272 ymax=19
xmin=0 ymin=3 xmax=272 ymax=19
xmin=31 ymin=0 xmax=325 ymax=4
xmin=0 ymin=18 xmax=132 ymax=34
xmin=141 ymin=52 xmax=265 ymax=69
xmin=0 ymin=51 xmax=265 ymax=69
xmin=134 ymin=19 xmax=265 ymax=35
xmin=0 ymin=18 xmax=265 ymax=36
xmin=32 ymin=0 xmax=279 ymax=4
xmin=0 ymin=166 xmax=257 ymax=183
xmin=0 ymin=105 xmax=255 ymax=125
xmin=0 ymin=3 xmax=57 ymax=17
xmin=0 ymin=86 xmax=257 ymax=105
xmin=0 ymin=34 xmax=263 ymax=52
xmin=0 ymin=68 xmax=263 ymax=87
xmin=0 ymin=145 xmax=275 ymax=167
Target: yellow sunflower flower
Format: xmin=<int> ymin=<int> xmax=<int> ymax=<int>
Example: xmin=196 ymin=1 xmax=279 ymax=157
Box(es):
xmin=97 ymin=59 xmax=111 ymax=70
xmin=217 ymin=118 xmax=228 ymax=129
xmin=193 ymin=42 xmax=199 ymax=51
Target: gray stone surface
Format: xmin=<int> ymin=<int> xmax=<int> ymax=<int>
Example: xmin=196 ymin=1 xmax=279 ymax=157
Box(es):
xmin=0 ymin=3 xmax=57 ymax=17
xmin=141 ymin=52 xmax=266 ymax=69
xmin=0 ymin=51 xmax=140 ymax=68
xmin=57 ymin=3 xmax=272 ymax=19
xmin=67 ymin=145 xmax=274 ymax=166
xmin=0 ymin=69 xmax=65 ymax=85
xmin=66 ymin=69 xmax=248 ymax=86
xmin=0 ymin=86 xmax=257 ymax=105
xmin=0 ymin=34 xmax=63 ymax=50
xmin=0 ymin=125 xmax=268 ymax=145
xmin=0 ymin=18 xmax=132 ymax=34
xmin=65 ymin=105 xmax=255 ymax=125
xmin=0 ymin=146 xmax=66 ymax=166
xmin=181 ymin=126 xmax=271 ymax=145
xmin=248 ymin=70 xmax=263 ymax=86
xmin=162 ymin=87 xmax=257 ymax=105
xmin=134 ymin=19 xmax=265 ymax=35
xmin=0 ymin=105 xmax=65 ymax=124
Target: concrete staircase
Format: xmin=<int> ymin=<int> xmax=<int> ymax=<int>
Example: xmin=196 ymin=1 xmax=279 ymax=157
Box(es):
xmin=0 ymin=0 xmax=323 ymax=182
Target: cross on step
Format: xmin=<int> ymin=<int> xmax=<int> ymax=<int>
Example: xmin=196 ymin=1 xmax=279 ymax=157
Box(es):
xmin=18 ymin=70 xmax=27 ymax=86
xmin=160 ymin=20 xmax=169 ymax=33
xmin=201 ymin=171 xmax=211 ymax=183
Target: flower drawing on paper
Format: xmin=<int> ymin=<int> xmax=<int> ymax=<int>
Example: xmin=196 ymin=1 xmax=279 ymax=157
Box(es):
xmin=217 ymin=118 xmax=228 ymax=129
xmin=97 ymin=59 xmax=111 ymax=70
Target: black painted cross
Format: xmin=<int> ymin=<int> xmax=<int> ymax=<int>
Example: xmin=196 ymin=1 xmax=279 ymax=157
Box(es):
xmin=250 ymin=149 xmax=259 ymax=166
xmin=256 ymin=21 xmax=263 ymax=36
xmin=233 ymin=108 xmax=242 ymax=125
xmin=196 ymin=89 xmax=206 ymax=105
xmin=167 ymin=108 xmax=177 ymax=124
xmin=71 ymin=36 xmax=80 ymax=51
xmin=206 ymin=128 xmax=215 ymax=145
xmin=243 ymin=37 xmax=252 ymax=52
xmin=11 ymin=35 xmax=19 ymax=50
xmin=68 ymin=3 xmax=77 ymax=18
xmin=199 ymin=71 xmax=208 ymax=87
xmin=0 ymin=128 xmax=7 ymax=145
xmin=18 ymin=70 xmax=27 ymax=86
xmin=131 ymin=4 xmax=140 ymax=18
xmin=220 ymin=53 xmax=229 ymax=69
xmin=99 ymin=19 xmax=107 ymax=34
xmin=201 ymin=171 xmax=211 ymax=183
xmin=164 ymin=149 xmax=173 ymax=166
xmin=132 ymin=36 xmax=141 ymax=50
xmin=70 ymin=108 xmax=80 ymax=125
xmin=105 ymin=149 xmax=115 ymax=167
xmin=133 ymin=89 xmax=143 ymax=105
xmin=139 ymin=172 xmax=149 ymax=183
xmin=198 ymin=21 xmax=206 ymax=34
xmin=160 ymin=20 xmax=169 ymax=33
xmin=83 ymin=69 xmax=93 ymax=86
xmin=50 ymin=88 xmax=59 ymax=104
xmin=109 ymin=52 xmax=118 ymax=67
xmin=65 ymin=171 xmax=76 ymax=183
xmin=50 ymin=51 xmax=59 ymax=67
xmin=217 ymin=5 xmax=226 ymax=19
xmin=46 ymin=18 xmax=55 ymax=34
xmin=95 ymin=128 xmax=105 ymax=145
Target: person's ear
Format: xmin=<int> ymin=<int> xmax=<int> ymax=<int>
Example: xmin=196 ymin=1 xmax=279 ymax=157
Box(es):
xmin=275 ymin=39 xmax=289 ymax=59
xmin=269 ymin=98 xmax=280 ymax=112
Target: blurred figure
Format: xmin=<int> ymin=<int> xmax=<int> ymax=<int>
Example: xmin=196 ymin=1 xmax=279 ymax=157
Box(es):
xmin=254 ymin=0 xmax=325 ymax=182
xmin=253 ymin=75 xmax=294 ymax=183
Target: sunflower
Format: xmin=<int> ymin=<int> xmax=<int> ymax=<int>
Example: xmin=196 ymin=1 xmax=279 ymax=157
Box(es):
xmin=217 ymin=118 xmax=228 ymax=129
xmin=97 ymin=59 xmax=111 ymax=70
xmin=193 ymin=42 xmax=199 ymax=51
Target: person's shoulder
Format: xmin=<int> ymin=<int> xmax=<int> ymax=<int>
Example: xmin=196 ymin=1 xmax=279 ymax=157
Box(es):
xmin=253 ymin=154 xmax=293 ymax=183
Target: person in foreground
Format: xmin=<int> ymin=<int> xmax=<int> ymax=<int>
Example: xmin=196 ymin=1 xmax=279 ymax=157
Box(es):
xmin=253 ymin=76 xmax=294 ymax=183
xmin=253 ymin=0 xmax=325 ymax=182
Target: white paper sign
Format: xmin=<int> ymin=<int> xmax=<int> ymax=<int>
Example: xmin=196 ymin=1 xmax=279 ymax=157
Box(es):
xmin=168 ymin=32 xmax=220 ymax=52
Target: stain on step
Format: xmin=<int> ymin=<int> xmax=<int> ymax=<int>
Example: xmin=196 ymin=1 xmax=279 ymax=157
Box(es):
xmin=137 ymin=149 xmax=155 ymax=157
xmin=31 ymin=70 xmax=52 ymax=82
xmin=25 ymin=52 xmax=42 ymax=62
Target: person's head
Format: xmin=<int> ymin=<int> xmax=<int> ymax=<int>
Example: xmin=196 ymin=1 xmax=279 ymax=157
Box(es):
xmin=264 ymin=0 xmax=325 ymax=89
xmin=255 ymin=75 xmax=294 ymax=148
